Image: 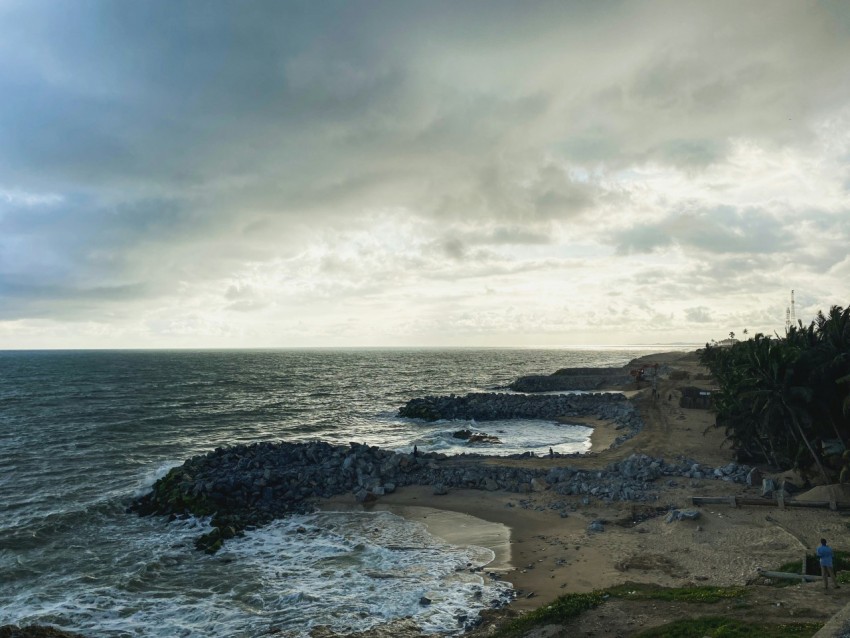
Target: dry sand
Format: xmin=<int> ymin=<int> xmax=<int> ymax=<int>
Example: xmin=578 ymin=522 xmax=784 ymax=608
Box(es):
xmin=319 ymin=351 xmax=850 ymax=617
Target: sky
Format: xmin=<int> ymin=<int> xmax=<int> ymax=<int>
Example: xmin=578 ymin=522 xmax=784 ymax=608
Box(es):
xmin=1 ymin=0 xmax=849 ymax=349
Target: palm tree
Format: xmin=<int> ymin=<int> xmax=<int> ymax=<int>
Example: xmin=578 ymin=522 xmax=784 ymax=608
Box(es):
xmin=740 ymin=336 xmax=828 ymax=482
xmin=700 ymin=304 xmax=850 ymax=480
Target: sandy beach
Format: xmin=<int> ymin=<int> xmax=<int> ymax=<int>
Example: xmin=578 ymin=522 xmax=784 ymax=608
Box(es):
xmin=320 ymin=350 xmax=850 ymax=633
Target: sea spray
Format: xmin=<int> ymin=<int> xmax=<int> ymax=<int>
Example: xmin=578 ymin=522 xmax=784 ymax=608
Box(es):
xmin=2 ymin=509 xmax=511 ymax=637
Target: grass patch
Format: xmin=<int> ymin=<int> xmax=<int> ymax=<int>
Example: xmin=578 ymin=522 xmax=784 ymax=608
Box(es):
xmin=606 ymin=583 xmax=748 ymax=603
xmin=493 ymin=584 xmax=749 ymax=636
xmin=634 ymin=617 xmax=822 ymax=637
xmin=770 ymin=550 xmax=850 ymax=587
xmin=495 ymin=591 xmax=605 ymax=636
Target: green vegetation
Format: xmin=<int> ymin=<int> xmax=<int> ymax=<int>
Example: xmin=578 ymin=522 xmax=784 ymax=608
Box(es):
xmin=768 ymin=550 xmax=850 ymax=587
xmin=494 ymin=585 xmax=749 ymax=637
xmin=496 ymin=591 xmax=605 ymax=636
xmin=606 ymin=583 xmax=748 ymax=603
xmin=699 ymin=305 xmax=850 ymax=479
xmin=634 ymin=617 xmax=822 ymax=638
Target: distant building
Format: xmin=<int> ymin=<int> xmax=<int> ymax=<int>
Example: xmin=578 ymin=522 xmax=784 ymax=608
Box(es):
xmin=680 ymin=387 xmax=713 ymax=410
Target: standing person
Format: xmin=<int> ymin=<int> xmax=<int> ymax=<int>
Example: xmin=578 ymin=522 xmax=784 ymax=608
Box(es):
xmin=817 ymin=538 xmax=840 ymax=589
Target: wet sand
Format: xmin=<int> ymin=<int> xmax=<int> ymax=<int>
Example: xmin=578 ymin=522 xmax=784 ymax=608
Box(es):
xmin=319 ymin=500 xmax=512 ymax=572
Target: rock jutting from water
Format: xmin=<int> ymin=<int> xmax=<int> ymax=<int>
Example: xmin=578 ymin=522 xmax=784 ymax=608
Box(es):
xmin=0 ymin=627 xmax=89 ymax=638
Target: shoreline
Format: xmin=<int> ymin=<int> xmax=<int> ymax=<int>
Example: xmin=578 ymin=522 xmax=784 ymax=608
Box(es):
xmin=318 ymin=499 xmax=513 ymax=573
xmin=317 ymin=350 xmax=850 ymax=623
xmin=135 ymin=348 xmax=850 ymax=634
xmin=319 ymin=413 xmax=632 ymax=588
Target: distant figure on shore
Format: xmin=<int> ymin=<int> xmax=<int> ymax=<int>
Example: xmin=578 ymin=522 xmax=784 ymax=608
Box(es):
xmin=549 ymin=447 xmax=554 ymax=459
xmin=818 ymin=538 xmax=840 ymax=589
xmin=413 ymin=445 xmax=418 ymax=458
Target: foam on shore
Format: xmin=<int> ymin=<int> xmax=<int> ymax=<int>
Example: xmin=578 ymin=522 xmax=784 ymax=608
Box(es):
xmin=322 ymin=504 xmax=513 ymax=574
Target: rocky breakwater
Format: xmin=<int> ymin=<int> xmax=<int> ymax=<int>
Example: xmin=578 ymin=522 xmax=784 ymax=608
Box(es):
xmin=133 ymin=440 xmax=753 ymax=554
xmin=133 ymin=440 xmax=554 ymax=553
xmin=398 ymin=391 xmax=643 ymax=448
xmin=509 ymin=367 xmax=633 ymax=392
xmin=544 ymin=454 xmax=753 ymax=503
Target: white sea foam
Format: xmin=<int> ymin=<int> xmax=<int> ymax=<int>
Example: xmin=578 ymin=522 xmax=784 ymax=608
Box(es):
xmin=1 ymin=510 xmax=510 ymax=637
xmin=400 ymin=418 xmax=593 ymax=457
xmin=226 ymin=511 xmax=512 ymax=636
xmin=131 ymin=460 xmax=183 ymax=497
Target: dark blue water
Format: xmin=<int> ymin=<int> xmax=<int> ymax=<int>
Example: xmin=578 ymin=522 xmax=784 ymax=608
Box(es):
xmin=0 ymin=348 xmax=650 ymax=637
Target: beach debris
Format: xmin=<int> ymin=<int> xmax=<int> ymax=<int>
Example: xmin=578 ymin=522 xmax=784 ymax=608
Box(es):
xmin=779 ymin=478 xmax=800 ymax=494
xmin=762 ymin=478 xmax=776 ymax=497
xmin=746 ymin=467 xmax=763 ymax=487
xmin=665 ymin=509 xmax=701 ymax=523
xmin=588 ymin=521 xmax=605 ymax=532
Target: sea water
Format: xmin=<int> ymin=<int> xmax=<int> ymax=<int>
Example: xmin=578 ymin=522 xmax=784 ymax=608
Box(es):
xmin=0 ymin=348 xmax=655 ymax=636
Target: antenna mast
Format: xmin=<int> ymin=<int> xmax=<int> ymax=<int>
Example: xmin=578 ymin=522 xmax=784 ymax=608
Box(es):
xmin=786 ymin=306 xmax=790 ymax=332
xmin=791 ymin=290 xmax=797 ymax=326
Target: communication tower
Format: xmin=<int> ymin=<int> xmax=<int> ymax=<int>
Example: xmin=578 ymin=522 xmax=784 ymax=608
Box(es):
xmin=785 ymin=306 xmax=790 ymax=332
xmin=790 ymin=289 xmax=796 ymax=326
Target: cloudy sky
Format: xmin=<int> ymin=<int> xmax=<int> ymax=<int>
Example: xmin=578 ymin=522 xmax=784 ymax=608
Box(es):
xmin=1 ymin=1 xmax=849 ymax=348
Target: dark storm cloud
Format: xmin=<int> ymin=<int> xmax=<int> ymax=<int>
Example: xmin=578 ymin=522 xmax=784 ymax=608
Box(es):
xmin=1 ymin=0 xmax=848 ymax=335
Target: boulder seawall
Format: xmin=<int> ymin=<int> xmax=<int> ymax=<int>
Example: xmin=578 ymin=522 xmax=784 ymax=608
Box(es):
xmin=398 ymin=391 xmax=636 ymax=422
xmin=509 ymin=367 xmax=633 ymax=392
xmin=133 ymin=439 xmax=752 ymax=553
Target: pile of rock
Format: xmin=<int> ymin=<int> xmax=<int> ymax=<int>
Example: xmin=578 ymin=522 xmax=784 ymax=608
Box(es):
xmin=399 ymin=391 xmax=634 ymax=422
xmin=0 ymin=626 xmax=88 ymax=638
xmin=134 ymin=442 xmax=751 ymax=553
xmin=543 ymin=454 xmax=753 ymax=503
xmin=510 ymin=367 xmax=633 ymax=392
xmin=399 ymin=391 xmax=644 ymax=450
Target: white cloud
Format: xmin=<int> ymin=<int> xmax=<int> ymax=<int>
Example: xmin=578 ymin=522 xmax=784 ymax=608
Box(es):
xmin=1 ymin=0 xmax=849 ymax=347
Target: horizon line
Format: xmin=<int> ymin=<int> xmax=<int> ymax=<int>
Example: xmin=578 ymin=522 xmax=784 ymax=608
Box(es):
xmin=0 ymin=343 xmax=706 ymax=352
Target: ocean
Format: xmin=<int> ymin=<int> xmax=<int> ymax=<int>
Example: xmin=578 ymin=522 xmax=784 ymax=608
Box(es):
xmin=0 ymin=348 xmax=655 ymax=637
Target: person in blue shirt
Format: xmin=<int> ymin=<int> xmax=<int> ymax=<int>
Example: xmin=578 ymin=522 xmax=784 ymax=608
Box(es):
xmin=817 ymin=538 xmax=840 ymax=589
